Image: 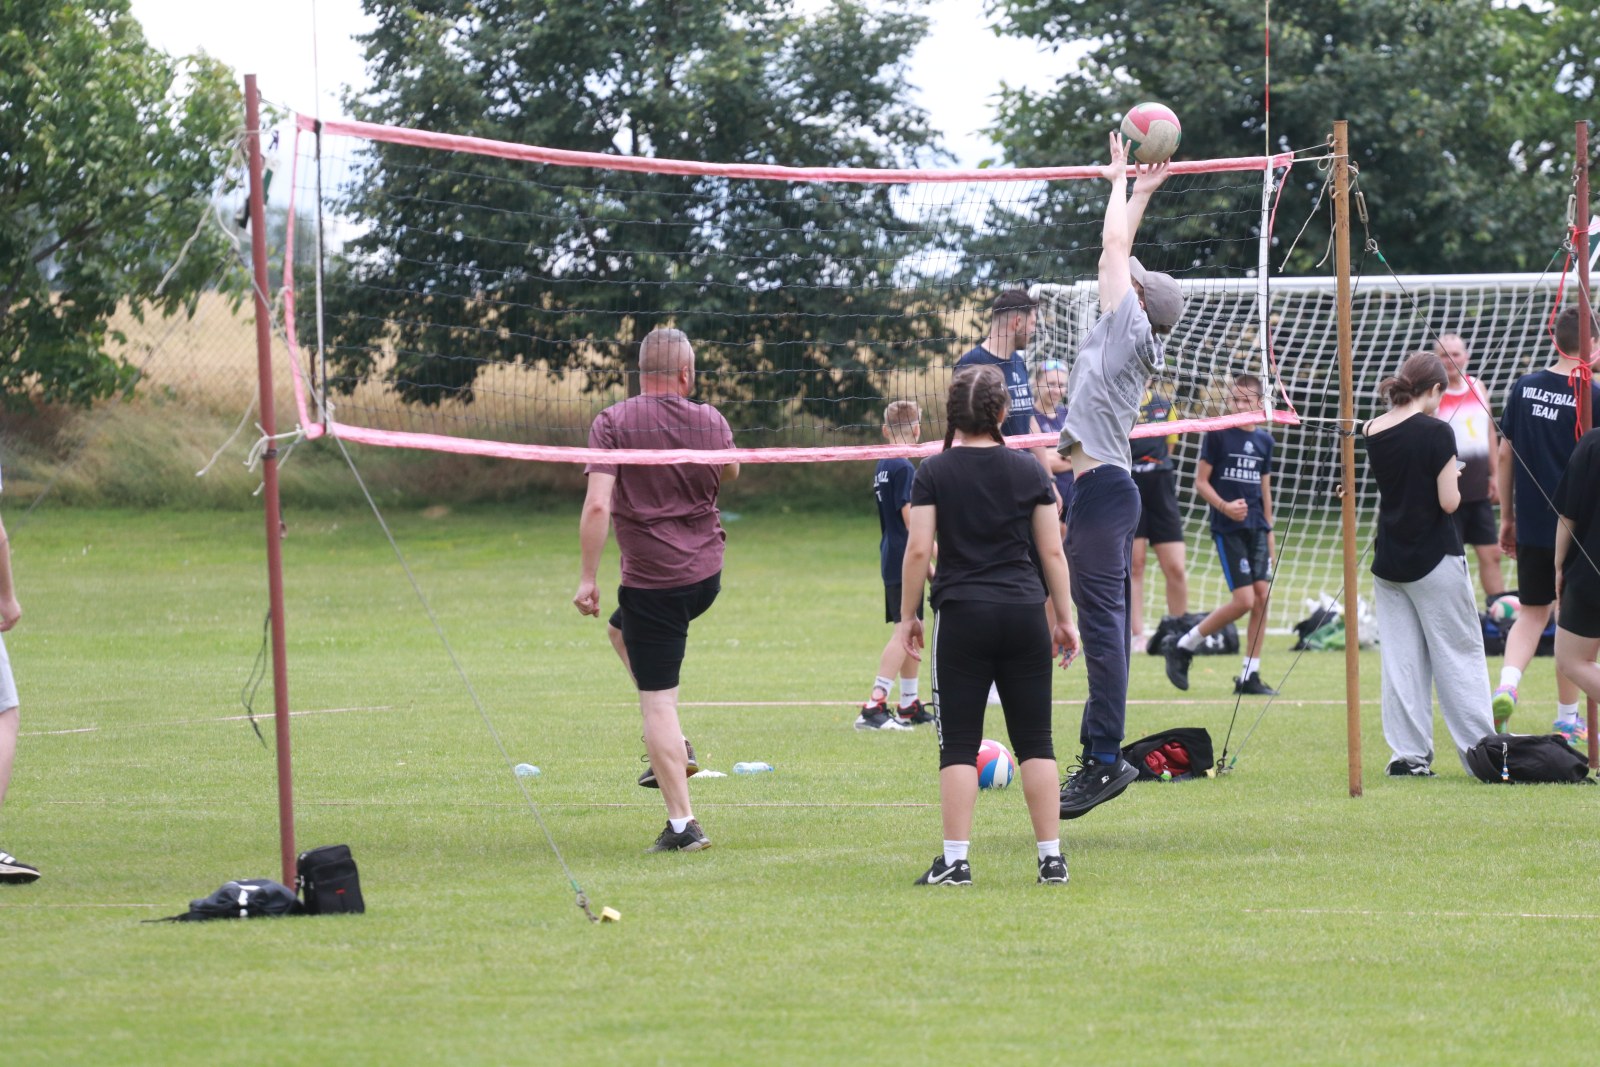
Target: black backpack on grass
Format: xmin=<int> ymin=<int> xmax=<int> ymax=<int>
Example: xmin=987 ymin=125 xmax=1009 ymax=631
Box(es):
xmin=297 ymin=844 xmax=365 ymax=915
xmin=1147 ymin=614 xmax=1238 ymax=656
xmin=1465 ymin=734 xmax=1593 ymax=784
xmin=148 ymin=878 xmax=302 ymax=922
xmin=1122 ymin=728 xmax=1215 ymax=781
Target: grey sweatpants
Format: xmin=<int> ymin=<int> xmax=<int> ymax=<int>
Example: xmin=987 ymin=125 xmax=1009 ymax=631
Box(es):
xmin=1374 ymin=555 xmax=1495 ymax=771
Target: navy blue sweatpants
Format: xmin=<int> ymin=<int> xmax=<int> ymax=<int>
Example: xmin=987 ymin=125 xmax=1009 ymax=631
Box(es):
xmin=1064 ymin=465 xmax=1141 ymax=757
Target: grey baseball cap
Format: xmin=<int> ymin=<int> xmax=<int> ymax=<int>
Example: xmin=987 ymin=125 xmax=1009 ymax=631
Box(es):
xmin=1129 ymin=257 xmax=1184 ymax=329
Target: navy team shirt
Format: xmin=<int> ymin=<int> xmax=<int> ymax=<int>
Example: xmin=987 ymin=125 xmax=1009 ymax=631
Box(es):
xmin=956 ymin=345 xmax=1035 ymax=437
xmin=1200 ymin=427 xmax=1274 ymax=533
xmin=874 ymin=457 xmax=916 ymax=584
xmin=1500 ymin=369 xmax=1600 ymax=548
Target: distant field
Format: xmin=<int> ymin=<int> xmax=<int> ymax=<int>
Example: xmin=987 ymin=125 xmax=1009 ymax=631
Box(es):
xmin=3 ymin=506 xmax=1592 ymax=1065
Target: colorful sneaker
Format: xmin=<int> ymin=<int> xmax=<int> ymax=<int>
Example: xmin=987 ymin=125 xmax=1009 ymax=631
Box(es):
xmin=914 ymin=856 xmax=972 ymax=886
xmin=895 ymin=699 xmax=936 ymax=726
xmin=638 ymin=738 xmax=699 ymax=789
xmin=1234 ymin=672 xmax=1279 ymax=696
xmin=1554 ymin=719 xmax=1588 ymax=749
xmin=1491 ymin=685 xmax=1518 ymax=732
xmin=1036 ymin=854 xmax=1069 ymax=885
xmin=645 ymin=819 xmax=711 ymax=853
xmin=1059 ymin=756 xmax=1140 ymax=820
xmin=855 ymin=702 xmax=912 ymax=731
xmin=1161 ymin=635 xmax=1193 ymax=691
xmin=0 ymin=850 xmax=40 ymax=884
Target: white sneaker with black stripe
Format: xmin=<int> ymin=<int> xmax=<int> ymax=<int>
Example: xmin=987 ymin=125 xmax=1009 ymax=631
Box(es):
xmin=0 ymin=850 xmax=40 ymax=884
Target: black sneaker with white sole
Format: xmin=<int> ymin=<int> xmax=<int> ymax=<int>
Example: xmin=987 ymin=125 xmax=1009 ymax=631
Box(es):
xmin=855 ymin=703 xmax=912 ymax=731
xmin=895 ymin=700 xmax=936 ymax=726
xmin=638 ymin=738 xmax=700 ymax=789
xmin=1059 ymin=755 xmax=1140 ymax=820
xmin=1234 ymin=672 xmax=1279 ymax=696
xmin=1386 ymin=758 xmax=1436 ymax=777
xmin=645 ymin=819 xmax=711 ymax=852
xmin=1161 ymin=635 xmax=1193 ymax=691
xmin=914 ymin=856 xmax=972 ymax=886
xmin=1037 ymin=854 xmax=1069 ymax=885
xmin=0 ymin=850 xmax=40 ymax=884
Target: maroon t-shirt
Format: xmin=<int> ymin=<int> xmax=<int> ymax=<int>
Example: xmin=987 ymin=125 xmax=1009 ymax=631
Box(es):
xmin=585 ymin=393 xmax=735 ymax=590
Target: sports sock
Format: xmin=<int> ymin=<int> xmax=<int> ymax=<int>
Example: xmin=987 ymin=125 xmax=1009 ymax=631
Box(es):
xmin=870 ymin=675 xmax=894 ymax=704
xmin=1242 ymin=657 xmax=1261 ymax=678
xmin=1090 ymin=750 xmax=1121 ymax=767
xmin=669 ymin=816 xmax=692 ymax=833
xmin=1498 ymin=666 xmax=1523 ymax=691
xmin=898 ymin=676 xmax=920 ymax=707
xmin=1177 ymin=625 xmax=1204 ymax=652
xmin=943 ymin=840 xmax=970 ymax=865
xmin=1557 ymin=702 xmax=1581 ymax=725
xmin=1037 ymin=838 xmax=1062 ymax=861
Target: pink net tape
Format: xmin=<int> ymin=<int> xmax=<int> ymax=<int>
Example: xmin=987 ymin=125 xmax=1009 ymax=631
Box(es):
xmin=300 ymin=409 xmax=1297 ymax=466
xmin=297 ymin=113 xmax=1294 ymax=183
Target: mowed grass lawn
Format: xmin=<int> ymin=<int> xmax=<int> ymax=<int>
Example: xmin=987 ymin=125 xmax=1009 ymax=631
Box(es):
xmin=5 ymin=503 xmax=1597 ymax=1065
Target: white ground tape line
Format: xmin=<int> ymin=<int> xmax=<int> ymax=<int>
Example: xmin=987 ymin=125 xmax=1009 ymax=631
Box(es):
xmin=1246 ymin=907 xmax=1600 ymax=921
xmin=21 ymin=704 xmax=398 ymax=737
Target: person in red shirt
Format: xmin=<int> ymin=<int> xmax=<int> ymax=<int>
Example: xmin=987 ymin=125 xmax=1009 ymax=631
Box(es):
xmin=1433 ymin=334 xmax=1504 ymax=601
xmin=573 ymin=328 xmax=739 ymax=854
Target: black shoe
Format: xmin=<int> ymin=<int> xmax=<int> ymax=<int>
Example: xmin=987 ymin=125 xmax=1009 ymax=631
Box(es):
xmin=855 ymin=703 xmax=912 ymax=731
xmin=638 ymin=739 xmax=699 ymax=789
xmin=1037 ymin=854 xmax=1069 ymax=885
xmin=914 ymin=856 xmax=972 ymax=886
xmin=0 ymin=850 xmax=40 ymax=884
xmin=1059 ymin=756 xmax=1140 ymax=820
xmin=645 ymin=819 xmax=711 ymax=852
xmin=895 ymin=699 xmax=936 ymax=726
xmin=1161 ymin=635 xmax=1193 ymax=691
xmin=1386 ymin=758 xmax=1436 ymax=777
xmin=1234 ymin=672 xmax=1279 ymax=696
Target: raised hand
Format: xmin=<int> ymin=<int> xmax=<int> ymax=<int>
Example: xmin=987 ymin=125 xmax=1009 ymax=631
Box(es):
xmin=1101 ymin=131 xmax=1129 ymax=183
xmin=1131 ymin=159 xmax=1170 ymax=197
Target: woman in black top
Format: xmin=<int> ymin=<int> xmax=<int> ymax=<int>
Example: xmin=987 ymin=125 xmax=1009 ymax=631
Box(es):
xmin=1363 ymin=350 xmax=1494 ymax=776
xmin=1554 ymin=427 xmax=1600 ymax=702
xmin=897 ymin=366 xmax=1079 ymax=886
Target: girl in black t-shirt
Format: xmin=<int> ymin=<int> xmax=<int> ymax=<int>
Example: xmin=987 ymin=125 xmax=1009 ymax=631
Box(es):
xmin=897 ymin=366 xmax=1080 ymax=886
xmin=1363 ymin=351 xmax=1495 ymax=776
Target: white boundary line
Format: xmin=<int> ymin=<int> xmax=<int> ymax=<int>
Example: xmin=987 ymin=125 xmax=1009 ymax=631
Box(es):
xmin=21 ymin=705 xmax=397 ymax=738
xmin=1246 ymin=907 xmax=1600 ymax=921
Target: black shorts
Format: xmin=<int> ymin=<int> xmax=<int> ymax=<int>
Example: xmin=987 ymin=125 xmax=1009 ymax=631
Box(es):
xmin=1560 ymin=575 xmax=1600 ymax=639
xmin=1452 ymin=499 xmax=1497 ymax=546
xmin=930 ymin=600 xmax=1055 ymax=769
xmin=605 ymin=573 xmax=721 ymax=692
xmin=1515 ymin=544 xmax=1556 ymax=607
xmin=884 ymin=583 xmax=925 ymax=624
xmin=1213 ymin=528 xmax=1272 ymax=590
xmin=1134 ymin=469 xmax=1185 ymax=544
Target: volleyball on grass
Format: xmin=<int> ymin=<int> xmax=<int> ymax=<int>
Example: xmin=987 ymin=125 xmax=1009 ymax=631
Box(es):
xmin=976 ymin=739 xmax=1016 ymax=790
xmin=1489 ymin=594 xmax=1521 ymax=625
xmin=1121 ymin=102 xmax=1182 ymax=164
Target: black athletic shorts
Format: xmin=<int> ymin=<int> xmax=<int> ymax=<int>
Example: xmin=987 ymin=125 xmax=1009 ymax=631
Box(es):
xmin=1213 ymin=528 xmax=1273 ymax=590
xmin=1560 ymin=576 xmax=1600 ymax=639
xmin=1515 ymin=544 xmax=1556 ymax=607
xmin=884 ymin=583 xmax=925 ymax=624
xmin=1452 ymin=499 xmax=1497 ymax=547
xmin=605 ymin=572 xmax=721 ymax=692
xmin=1134 ymin=469 xmax=1185 ymax=544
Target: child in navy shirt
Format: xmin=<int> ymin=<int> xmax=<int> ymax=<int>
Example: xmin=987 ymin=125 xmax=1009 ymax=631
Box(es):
xmin=858 ymin=400 xmax=934 ymax=730
xmin=1163 ymin=373 xmax=1277 ymax=694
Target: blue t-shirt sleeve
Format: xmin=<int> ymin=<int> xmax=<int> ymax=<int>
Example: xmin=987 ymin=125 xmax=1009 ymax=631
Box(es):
xmin=891 ymin=462 xmax=914 ymax=510
xmin=1500 ymin=380 xmax=1520 ymax=442
xmin=1200 ymin=431 xmax=1221 ymax=468
xmin=1262 ymin=434 xmax=1274 ymax=476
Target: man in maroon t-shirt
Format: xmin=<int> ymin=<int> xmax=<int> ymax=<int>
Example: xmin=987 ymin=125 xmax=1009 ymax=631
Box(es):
xmin=573 ymin=328 xmax=739 ymax=853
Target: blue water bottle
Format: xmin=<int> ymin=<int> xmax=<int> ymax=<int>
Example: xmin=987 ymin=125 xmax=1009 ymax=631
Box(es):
xmin=733 ymin=762 xmax=774 ymax=774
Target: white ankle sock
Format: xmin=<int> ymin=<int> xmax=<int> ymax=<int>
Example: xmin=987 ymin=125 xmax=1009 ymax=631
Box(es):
xmin=899 ymin=677 xmax=919 ymax=707
xmin=1557 ymin=702 xmax=1581 ymax=725
xmin=1036 ymin=839 xmax=1061 ymax=861
xmin=1178 ymin=626 xmax=1204 ymax=652
xmin=669 ymin=816 xmax=692 ymax=833
xmin=943 ymin=840 xmax=969 ymax=865
xmin=1499 ymin=666 xmax=1523 ymax=691
xmin=1242 ymin=657 xmax=1261 ymax=678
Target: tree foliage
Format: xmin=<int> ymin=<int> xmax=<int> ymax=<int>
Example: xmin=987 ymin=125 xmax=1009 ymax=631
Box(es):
xmin=324 ymin=0 xmax=948 ymax=430
xmin=0 ymin=1 xmax=243 ymax=409
xmin=988 ymin=0 xmax=1598 ymax=276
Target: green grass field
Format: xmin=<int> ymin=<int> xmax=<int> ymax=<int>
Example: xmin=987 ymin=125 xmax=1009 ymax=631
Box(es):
xmin=5 ymin=504 xmax=1597 ymax=1065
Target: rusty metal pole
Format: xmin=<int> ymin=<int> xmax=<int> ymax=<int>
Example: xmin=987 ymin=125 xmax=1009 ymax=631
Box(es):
xmin=1575 ymin=121 xmax=1596 ymax=771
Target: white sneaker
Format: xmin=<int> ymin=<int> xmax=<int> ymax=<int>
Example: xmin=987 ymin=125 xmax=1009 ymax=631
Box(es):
xmin=0 ymin=850 xmax=40 ymax=884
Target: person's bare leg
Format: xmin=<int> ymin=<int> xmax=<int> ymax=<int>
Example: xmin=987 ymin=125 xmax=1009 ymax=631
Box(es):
xmin=0 ymin=706 xmax=16 ymax=810
xmin=938 ymin=764 xmax=979 ymax=842
xmin=1019 ymin=757 xmax=1060 ymax=843
xmin=1129 ymin=538 xmax=1149 ymax=639
xmin=640 ymin=688 xmax=691 ymax=820
xmin=1245 ymin=580 xmax=1271 ymax=662
xmin=607 ymin=623 xmax=633 ymax=682
xmin=1155 ymin=540 xmax=1189 ymax=616
xmin=1474 ymin=543 xmax=1505 ymax=601
xmin=1555 ymin=631 xmax=1600 ymax=705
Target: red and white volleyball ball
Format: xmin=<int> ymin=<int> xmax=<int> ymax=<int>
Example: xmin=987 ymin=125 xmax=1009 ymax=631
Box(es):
xmin=976 ymin=738 xmax=1016 ymax=790
xmin=1121 ymin=102 xmax=1182 ymax=164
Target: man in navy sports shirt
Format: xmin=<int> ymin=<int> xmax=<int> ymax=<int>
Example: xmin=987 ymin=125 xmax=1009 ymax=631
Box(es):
xmin=1163 ymin=373 xmax=1278 ymax=695
xmin=958 ymin=290 xmax=1056 ymax=487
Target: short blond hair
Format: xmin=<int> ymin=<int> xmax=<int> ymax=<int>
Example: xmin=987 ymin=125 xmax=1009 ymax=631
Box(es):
xmin=884 ymin=400 xmax=921 ymax=433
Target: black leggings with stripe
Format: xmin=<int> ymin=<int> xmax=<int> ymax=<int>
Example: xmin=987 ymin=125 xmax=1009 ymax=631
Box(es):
xmin=931 ymin=600 xmax=1055 ymax=769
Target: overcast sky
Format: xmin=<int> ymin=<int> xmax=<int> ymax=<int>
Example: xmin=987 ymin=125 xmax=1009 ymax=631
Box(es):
xmin=126 ymin=0 xmax=1069 ymax=169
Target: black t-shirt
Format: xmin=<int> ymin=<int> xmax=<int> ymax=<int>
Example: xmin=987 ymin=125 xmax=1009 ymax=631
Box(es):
xmin=1554 ymin=427 xmax=1600 ymax=602
xmin=1364 ymin=413 xmax=1464 ymax=583
xmin=910 ymin=445 xmax=1055 ymax=610
xmin=956 ymin=345 xmax=1036 ymax=437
